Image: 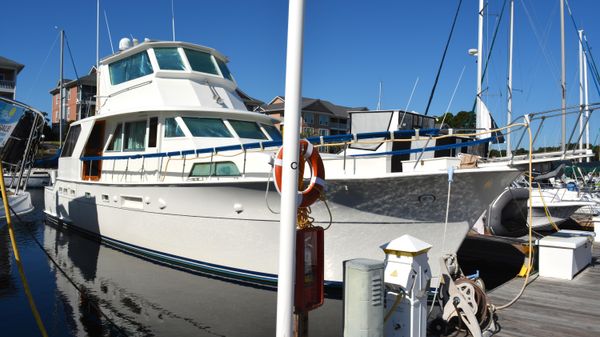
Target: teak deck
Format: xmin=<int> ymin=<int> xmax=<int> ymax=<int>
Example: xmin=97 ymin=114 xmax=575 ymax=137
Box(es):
xmin=488 ymin=243 xmax=600 ymax=337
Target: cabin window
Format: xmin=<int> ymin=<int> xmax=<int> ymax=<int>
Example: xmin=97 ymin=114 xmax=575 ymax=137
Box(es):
xmin=261 ymin=124 xmax=282 ymax=141
xmin=124 ymin=121 xmax=146 ymax=151
xmin=229 ymin=120 xmax=267 ymax=140
xmin=109 ymin=51 xmax=153 ymax=85
xmin=148 ymin=117 xmax=158 ymax=147
xmin=154 ymin=48 xmax=186 ymax=70
xmin=182 ymin=117 xmax=232 ymax=138
xmin=189 ymin=161 xmax=240 ymax=177
xmin=60 ymin=125 xmax=81 ymax=157
xmin=216 ymin=58 xmax=233 ymax=81
xmin=106 ymin=124 xmax=123 ymax=151
xmin=164 ymin=118 xmax=185 ymax=137
xmin=184 ymin=49 xmax=219 ymax=75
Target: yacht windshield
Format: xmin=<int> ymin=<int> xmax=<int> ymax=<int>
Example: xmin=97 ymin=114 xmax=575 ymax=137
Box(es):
xmin=109 ymin=51 xmax=153 ymax=85
xmin=182 ymin=117 xmax=232 ymax=138
xmin=184 ymin=49 xmax=219 ymax=75
xmin=261 ymin=124 xmax=282 ymax=141
xmin=154 ymin=48 xmax=185 ymax=70
xmin=216 ymin=58 xmax=233 ymax=81
xmin=229 ymin=120 xmax=267 ymax=139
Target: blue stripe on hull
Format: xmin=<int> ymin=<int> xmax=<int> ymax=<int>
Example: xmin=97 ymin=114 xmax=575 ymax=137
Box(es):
xmin=44 ymin=212 xmax=343 ymax=290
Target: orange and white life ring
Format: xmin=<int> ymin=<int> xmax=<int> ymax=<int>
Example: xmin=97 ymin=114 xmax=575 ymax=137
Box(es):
xmin=274 ymin=139 xmax=325 ymax=208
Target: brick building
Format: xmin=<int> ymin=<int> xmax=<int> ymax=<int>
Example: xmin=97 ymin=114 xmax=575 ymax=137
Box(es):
xmin=260 ymin=96 xmax=367 ymax=136
xmin=49 ymin=67 xmax=97 ymax=127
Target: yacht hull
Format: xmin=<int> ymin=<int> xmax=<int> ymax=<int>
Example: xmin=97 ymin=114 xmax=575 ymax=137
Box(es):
xmin=44 ymin=168 xmax=519 ymax=287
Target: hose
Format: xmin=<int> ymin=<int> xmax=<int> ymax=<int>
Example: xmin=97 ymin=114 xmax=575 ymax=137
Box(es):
xmin=496 ymin=116 xmax=534 ymax=310
xmin=0 ymin=161 xmax=48 ymax=337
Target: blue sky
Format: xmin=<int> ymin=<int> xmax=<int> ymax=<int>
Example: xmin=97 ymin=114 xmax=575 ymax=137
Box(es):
xmin=2 ymin=0 xmax=600 ymax=148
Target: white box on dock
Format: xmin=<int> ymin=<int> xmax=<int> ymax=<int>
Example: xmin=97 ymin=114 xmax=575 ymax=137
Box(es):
xmin=539 ymin=230 xmax=593 ymax=280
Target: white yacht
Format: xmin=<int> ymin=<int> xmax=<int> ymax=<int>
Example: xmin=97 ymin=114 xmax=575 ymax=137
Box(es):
xmin=43 ymin=39 xmax=520 ymax=287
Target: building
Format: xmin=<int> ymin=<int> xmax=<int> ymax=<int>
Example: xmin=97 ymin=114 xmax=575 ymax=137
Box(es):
xmin=0 ymin=56 xmax=25 ymax=100
xmin=260 ymin=96 xmax=368 ymax=136
xmin=49 ymin=67 xmax=97 ymax=127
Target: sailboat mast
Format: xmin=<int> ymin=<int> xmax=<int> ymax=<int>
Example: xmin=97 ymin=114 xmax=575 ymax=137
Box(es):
xmin=59 ymin=29 xmax=64 ymax=147
xmin=584 ymin=36 xmax=590 ymax=162
xmin=579 ymin=30 xmax=584 ymax=157
xmin=507 ymin=0 xmax=514 ymax=156
xmin=476 ymin=0 xmax=484 ymax=133
xmin=560 ymin=0 xmax=566 ymax=152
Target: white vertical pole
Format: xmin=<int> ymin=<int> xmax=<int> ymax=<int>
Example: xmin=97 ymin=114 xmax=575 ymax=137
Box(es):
xmin=507 ymin=0 xmax=514 ymax=156
xmin=475 ymin=0 xmax=484 ymax=133
xmin=276 ymin=0 xmax=305 ymax=336
xmin=96 ymin=0 xmax=100 ymax=69
xmin=560 ymin=0 xmax=566 ymax=152
xmin=171 ymin=0 xmax=176 ymax=41
xmin=59 ymin=30 xmax=64 ymax=147
xmin=579 ymin=30 xmax=584 ymax=159
xmin=584 ymin=35 xmax=590 ymax=162
xmin=377 ymin=81 xmax=382 ymax=110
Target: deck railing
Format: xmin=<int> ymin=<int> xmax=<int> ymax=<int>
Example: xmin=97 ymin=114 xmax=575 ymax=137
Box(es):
xmin=0 ymin=80 xmax=15 ymax=90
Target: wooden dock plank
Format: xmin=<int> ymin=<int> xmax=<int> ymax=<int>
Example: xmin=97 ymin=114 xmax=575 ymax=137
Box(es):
xmin=488 ymin=243 xmax=600 ymax=336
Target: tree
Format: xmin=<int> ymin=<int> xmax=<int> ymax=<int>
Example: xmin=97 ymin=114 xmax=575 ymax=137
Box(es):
xmin=435 ymin=111 xmax=475 ymax=129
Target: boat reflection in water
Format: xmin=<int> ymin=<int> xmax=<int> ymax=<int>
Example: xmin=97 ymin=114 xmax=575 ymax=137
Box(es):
xmin=43 ymin=219 xmax=342 ymax=336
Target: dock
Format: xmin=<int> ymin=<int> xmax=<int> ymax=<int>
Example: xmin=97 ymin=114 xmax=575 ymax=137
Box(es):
xmin=487 ymin=243 xmax=600 ymax=337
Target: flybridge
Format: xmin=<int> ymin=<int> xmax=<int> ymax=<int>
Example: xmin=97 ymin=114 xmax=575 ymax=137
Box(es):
xmin=96 ymin=39 xmax=248 ymax=115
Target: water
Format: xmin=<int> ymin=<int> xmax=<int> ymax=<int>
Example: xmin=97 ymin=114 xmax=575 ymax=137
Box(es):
xmin=0 ymin=190 xmax=343 ymax=336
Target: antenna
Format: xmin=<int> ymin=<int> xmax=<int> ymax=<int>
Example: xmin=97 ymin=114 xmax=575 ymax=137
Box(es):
xmin=104 ymin=10 xmax=115 ymax=53
xmin=96 ymin=0 xmax=99 ymax=68
xmin=376 ymin=81 xmax=382 ymax=110
xmin=171 ymin=0 xmax=176 ymax=41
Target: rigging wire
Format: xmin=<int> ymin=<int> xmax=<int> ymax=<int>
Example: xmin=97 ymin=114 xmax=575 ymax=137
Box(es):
xmin=25 ymin=31 xmax=60 ymax=101
xmin=423 ymin=0 xmax=463 ymax=116
xmin=470 ymin=0 xmax=508 ymax=114
xmin=564 ymin=0 xmax=600 ymax=97
xmin=63 ymin=31 xmax=80 ymax=81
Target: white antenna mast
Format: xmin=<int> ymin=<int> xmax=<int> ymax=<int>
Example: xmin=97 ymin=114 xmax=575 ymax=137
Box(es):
xmin=104 ymin=10 xmax=115 ymax=53
xmin=376 ymin=81 xmax=382 ymax=110
xmin=96 ymin=0 xmax=99 ymax=68
xmin=171 ymin=0 xmax=176 ymax=41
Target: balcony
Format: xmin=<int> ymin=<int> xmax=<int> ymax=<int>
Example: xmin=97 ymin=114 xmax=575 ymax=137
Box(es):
xmin=0 ymin=80 xmax=15 ymax=90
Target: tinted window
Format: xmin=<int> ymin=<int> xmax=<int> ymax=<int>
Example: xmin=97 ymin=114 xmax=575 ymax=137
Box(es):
xmin=164 ymin=118 xmax=185 ymax=137
xmin=182 ymin=117 xmax=232 ymax=138
xmin=109 ymin=51 xmax=153 ymax=85
xmin=216 ymin=58 xmax=233 ymax=80
xmin=189 ymin=162 xmax=240 ymax=177
xmin=262 ymin=124 xmax=282 ymax=141
xmin=107 ymin=124 xmax=122 ymax=151
xmin=124 ymin=121 xmax=146 ymax=151
xmin=184 ymin=49 xmax=218 ymax=75
xmin=61 ymin=125 xmax=81 ymax=157
xmin=155 ymin=48 xmax=185 ymax=70
xmin=229 ymin=120 xmax=267 ymax=139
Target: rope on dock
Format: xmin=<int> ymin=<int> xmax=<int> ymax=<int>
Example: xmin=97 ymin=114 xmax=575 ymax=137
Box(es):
xmin=496 ymin=115 xmax=535 ymax=311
